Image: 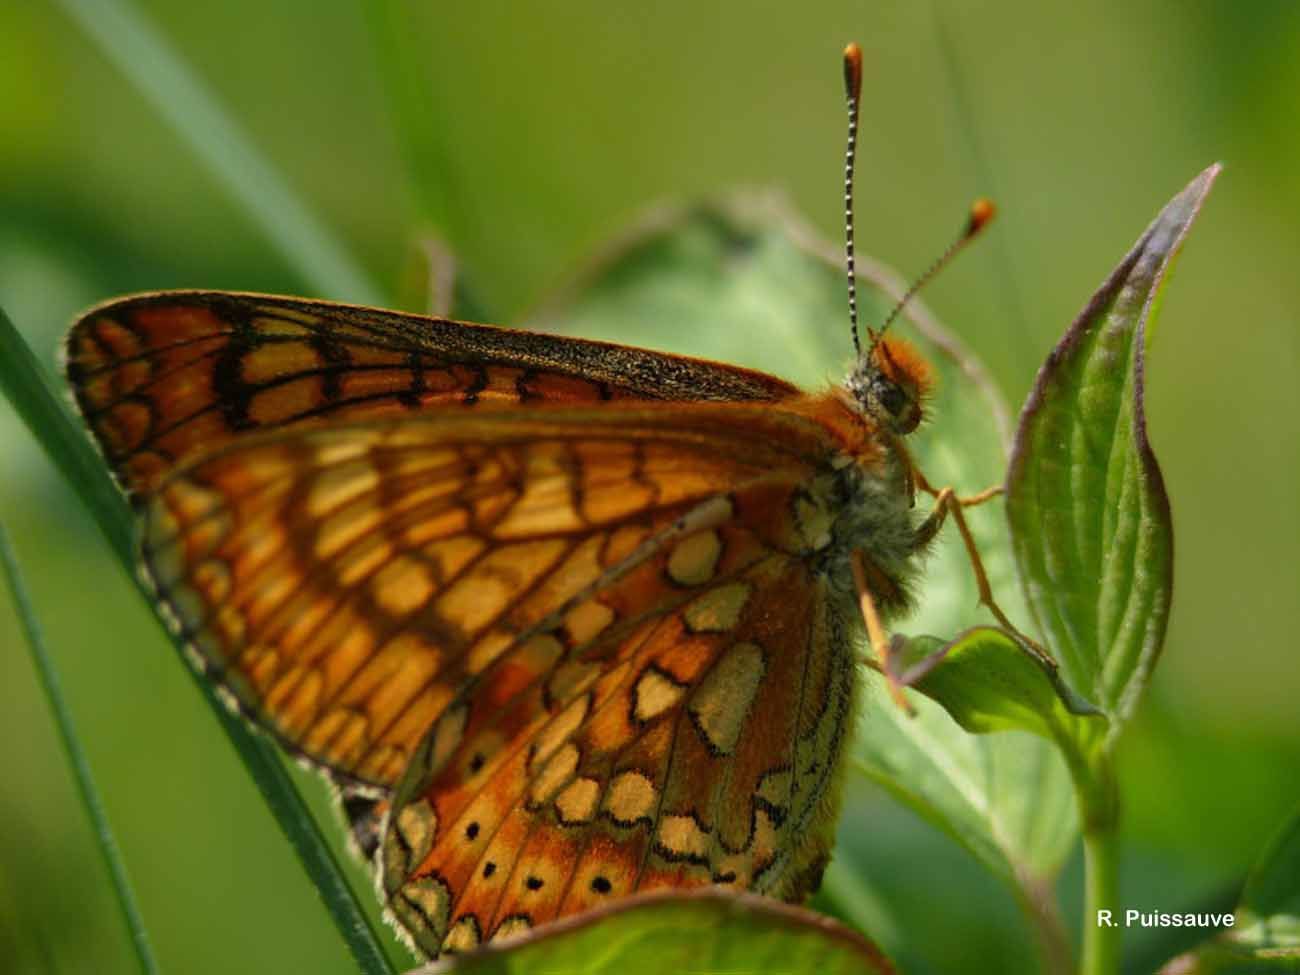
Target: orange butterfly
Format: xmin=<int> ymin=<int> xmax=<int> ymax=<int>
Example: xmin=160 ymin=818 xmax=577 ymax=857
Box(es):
xmin=63 ymin=44 xmax=1020 ymax=958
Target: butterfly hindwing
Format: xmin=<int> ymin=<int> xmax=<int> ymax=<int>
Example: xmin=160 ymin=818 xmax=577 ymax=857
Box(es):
xmin=65 ymin=291 xmax=800 ymax=495
xmin=380 ymin=537 xmax=858 ymax=957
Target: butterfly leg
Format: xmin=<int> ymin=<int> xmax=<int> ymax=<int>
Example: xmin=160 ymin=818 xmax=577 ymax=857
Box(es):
xmin=913 ymin=486 xmax=1053 ymax=666
xmin=911 ymin=463 xmax=1003 ymax=509
xmin=850 ymin=550 xmax=915 ymax=713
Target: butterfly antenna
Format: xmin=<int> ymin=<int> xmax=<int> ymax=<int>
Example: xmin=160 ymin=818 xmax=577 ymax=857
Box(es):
xmin=843 ymin=43 xmax=864 ymax=358
xmin=873 ymin=198 xmax=997 ymax=340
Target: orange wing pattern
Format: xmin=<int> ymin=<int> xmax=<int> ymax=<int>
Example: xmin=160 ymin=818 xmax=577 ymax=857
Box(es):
xmin=139 ymin=404 xmax=845 ymax=788
xmin=64 ymin=292 xmax=903 ymax=961
xmin=380 ymin=550 xmax=858 ymax=956
xmin=65 ymin=291 xmax=800 ymax=495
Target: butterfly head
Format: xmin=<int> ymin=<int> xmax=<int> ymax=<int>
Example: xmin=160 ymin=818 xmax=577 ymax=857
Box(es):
xmin=836 ymin=44 xmax=984 ymax=438
xmin=848 ymin=331 xmax=934 ymax=435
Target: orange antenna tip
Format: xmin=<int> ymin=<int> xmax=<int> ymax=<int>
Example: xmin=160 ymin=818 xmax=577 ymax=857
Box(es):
xmin=843 ymin=43 xmax=863 ymax=100
xmin=873 ymin=198 xmax=999 ymax=337
xmin=966 ymin=197 xmax=997 ymax=237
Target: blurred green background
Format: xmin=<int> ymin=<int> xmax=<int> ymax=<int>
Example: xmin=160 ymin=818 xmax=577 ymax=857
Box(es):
xmin=1 ymin=2 xmax=1296 ymax=973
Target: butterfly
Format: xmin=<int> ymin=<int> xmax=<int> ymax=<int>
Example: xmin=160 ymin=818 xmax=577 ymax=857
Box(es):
xmin=62 ymin=44 xmax=1021 ymax=959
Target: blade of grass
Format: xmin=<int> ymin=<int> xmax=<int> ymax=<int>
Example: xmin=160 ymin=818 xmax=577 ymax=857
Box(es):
xmin=52 ymin=0 xmax=384 ymax=306
xmin=0 ymin=304 xmax=397 ymax=975
xmin=0 ymin=520 xmax=160 ymax=975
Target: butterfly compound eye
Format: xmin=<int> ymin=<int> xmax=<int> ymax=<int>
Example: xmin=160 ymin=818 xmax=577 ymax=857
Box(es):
xmin=877 ymin=381 xmax=906 ymax=419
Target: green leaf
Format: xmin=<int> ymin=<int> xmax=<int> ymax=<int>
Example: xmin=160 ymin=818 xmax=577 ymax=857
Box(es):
xmin=533 ymin=194 xmax=1078 ymax=963
xmin=1242 ymin=801 xmax=1300 ymax=926
xmin=422 ymin=890 xmax=894 ymax=974
xmin=1006 ymin=164 xmax=1220 ymax=735
xmin=0 ymin=521 xmax=160 ymax=975
xmin=897 ymin=628 xmax=1104 ymax=745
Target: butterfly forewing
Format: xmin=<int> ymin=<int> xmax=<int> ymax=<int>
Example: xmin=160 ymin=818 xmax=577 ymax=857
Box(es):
xmin=138 ymin=404 xmax=844 ymax=789
xmin=65 ymin=292 xmax=800 ymax=495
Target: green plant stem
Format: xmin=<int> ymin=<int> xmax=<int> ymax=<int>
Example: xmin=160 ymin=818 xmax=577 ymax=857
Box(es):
xmin=1082 ymin=819 xmax=1121 ymax=975
xmin=0 ymin=522 xmax=160 ymax=975
xmin=0 ymin=305 xmax=396 ymax=975
xmin=1068 ymin=742 xmax=1121 ymax=975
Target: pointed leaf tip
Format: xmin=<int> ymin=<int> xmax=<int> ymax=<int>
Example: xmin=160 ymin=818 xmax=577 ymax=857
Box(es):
xmin=1005 ymin=165 xmax=1218 ymax=737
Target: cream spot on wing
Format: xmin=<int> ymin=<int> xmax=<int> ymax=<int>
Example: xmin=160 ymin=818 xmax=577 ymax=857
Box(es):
xmin=667 ymin=529 xmax=722 ymax=586
xmin=362 ymin=637 xmax=442 ymax=731
xmin=395 ymin=798 xmax=438 ymax=868
xmin=306 ymin=460 xmax=379 ymax=517
xmin=518 ymin=633 xmax=565 ymax=675
xmin=302 ymin=708 xmax=368 ymax=766
xmin=749 ymin=808 xmax=784 ymax=893
xmin=313 ymin=435 xmax=376 ymax=466
xmin=529 ymin=743 xmax=579 ymax=805
xmin=442 ymin=915 xmax=481 ymax=953
xmin=314 ymin=501 xmax=383 ymax=560
xmin=657 ymin=814 xmax=710 ymax=860
xmin=231 ymin=524 xmax=290 ymax=589
xmin=421 ymin=534 xmax=484 ymax=582
xmin=546 ymin=660 xmax=600 ymax=704
xmin=335 ymin=535 xmax=393 ymax=586
xmin=494 ymin=446 xmax=584 ymax=536
xmin=402 ymin=505 xmax=468 ymax=547
xmin=632 ymin=667 xmax=687 ymax=723
xmin=603 ymin=770 xmax=657 ymax=826
xmin=435 ymin=539 xmax=568 ymax=634
xmin=318 ymin=624 xmax=381 ymax=700
xmin=492 ymin=915 xmax=532 ymax=943
xmin=683 ymin=581 xmax=752 ymax=633
xmin=563 ymin=599 xmax=615 ymax=646
xmin=240 ymin=339 xmax=321 ymax=384
xmin=300 ymin=707 xmax=349 ymax=752
xmin=281 ymin=670 xmax=323 ymax=734
xmin=689 ymin=642 xmax=766 ymax=756
xmin=323 ymin=712 xmax=370 ymax=766
xmin=397 ymin=876 xmax=452 ymax=940
xmin=427 ymin=704 xmax=468 ymax=775
xmin=371 ymin=555 xmax=435 ymax=615
xmin=466 ymin=629 xmax=513 ymax=676
xmin=265 ymin=665 xmax=306 ymax=712
xmin=554 ymin=776 xmax=600 ymax=825
xmin=529 ymin=695 xmax=590 ymax=772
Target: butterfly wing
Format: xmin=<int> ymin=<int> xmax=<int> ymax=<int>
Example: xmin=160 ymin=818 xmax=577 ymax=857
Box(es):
xmin=68 ymin=292 xmax=866 ymax=950
xmin=138 ymin=403 xmax=849 ymax=789
xmin=65 ymin=291 xmax=800 ymax=495
xmin=379 ymin=534 xmax=858 ymax=957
